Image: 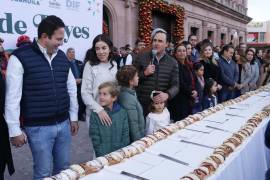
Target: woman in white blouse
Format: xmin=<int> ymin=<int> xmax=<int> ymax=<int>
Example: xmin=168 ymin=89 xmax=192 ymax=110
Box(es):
xmin=81 ymin=34 xmax=117 ymax=126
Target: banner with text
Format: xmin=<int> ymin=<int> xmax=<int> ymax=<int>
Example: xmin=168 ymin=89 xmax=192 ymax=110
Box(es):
xmin=0 ymin=0 xmax=103 ymax=60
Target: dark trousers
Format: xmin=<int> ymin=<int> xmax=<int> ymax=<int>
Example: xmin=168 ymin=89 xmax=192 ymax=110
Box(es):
xmin=141 ymin=102 xmax=150 ymax=117
xmin=0 ymin=119 xmax=15 ymax=180
xmin=220 ymin=88 xmax=235 ymax=103
xmin=235 ymin=90 xmax=241 ymax=98
xmin=77 ymin=85 xmax=86 ymax=121
xmin=266 ymin=169 xmax=270 ymax=180
xmin=0 ymin=161 xmax=4 ymax=180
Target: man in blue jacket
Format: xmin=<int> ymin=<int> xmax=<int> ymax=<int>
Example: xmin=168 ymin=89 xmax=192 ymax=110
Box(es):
xmin=66 ymin=47 xmax=85 ymax=121
xmin=218 ymin=44 xmax=239 ymax=102
xmin=188 ymin=34 xmax=200 ymax=63
xmin=5 ymin=16 xmax=78 ymax=180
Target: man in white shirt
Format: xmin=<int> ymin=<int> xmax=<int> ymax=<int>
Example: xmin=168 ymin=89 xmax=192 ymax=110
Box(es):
xmin=5 ymin=15 xmax=78 ymax=180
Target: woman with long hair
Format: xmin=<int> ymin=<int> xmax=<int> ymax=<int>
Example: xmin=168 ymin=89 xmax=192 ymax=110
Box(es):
xmin=246 ymin=49 xmax=259 ymax=91
xmin=81 ymin=34 xmax=117 ymax=127
xmin=259 ymin=49 xmax=270 ymax=86
xmin=234 ymin=49 xmax=252 ymax=96
xmin=199 ymin=43 xmax=220 ymax=82
xmin=255 ymin=49 xmax=263 ymax=66
xmin=199 ymin=43 xmax=222 ymax=100
xmin=181 ymin=41 xmax=192 ymax=62
xmin=168 ymin=43 xmax=197 ymax=121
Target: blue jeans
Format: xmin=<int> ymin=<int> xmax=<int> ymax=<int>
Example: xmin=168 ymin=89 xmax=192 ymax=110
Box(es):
xmin=24 ymin=120 xmax=71 ymax=180
xmin=220 ymin=89 xmax=235 ymax=102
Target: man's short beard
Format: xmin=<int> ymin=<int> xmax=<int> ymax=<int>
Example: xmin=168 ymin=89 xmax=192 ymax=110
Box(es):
xmin=47 ymin=47 xmax=58 ymax=55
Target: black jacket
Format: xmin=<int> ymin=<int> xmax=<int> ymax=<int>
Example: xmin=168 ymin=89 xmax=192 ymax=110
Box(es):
xmin=265 ymin=121 xmax=270 ymax=149
xmin=201 ymin=59 xmax=221 ymax=83
xmin=134 ymin=51 xmax=179 ymax=115
xmin=168 ymin=62 xmax=193 ymax=122
xmin=0 ymin=72 xmax=15 ymax=178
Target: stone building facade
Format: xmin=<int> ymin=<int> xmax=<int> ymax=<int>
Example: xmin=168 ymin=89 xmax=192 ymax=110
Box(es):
xmin=247 ymin=21 xmax=270 ymax=45
xmin=103 ymin=0 xmax=251 ymax=48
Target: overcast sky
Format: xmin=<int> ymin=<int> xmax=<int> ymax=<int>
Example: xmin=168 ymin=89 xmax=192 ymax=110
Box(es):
xmin=247 ymin=0 xmax=270 ymax=22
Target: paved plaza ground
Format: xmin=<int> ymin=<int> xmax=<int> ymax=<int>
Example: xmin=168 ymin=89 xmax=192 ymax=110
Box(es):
xmin=4 ymin=121 xmax=94 ymax=180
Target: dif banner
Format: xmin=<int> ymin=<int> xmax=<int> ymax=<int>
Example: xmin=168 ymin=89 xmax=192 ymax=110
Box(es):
xmin=0 ymin=0 xmax=103 ymax=60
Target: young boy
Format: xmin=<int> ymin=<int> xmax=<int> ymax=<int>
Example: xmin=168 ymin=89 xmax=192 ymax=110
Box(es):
xmin=90 ymin=81 xmax=130 ymax=157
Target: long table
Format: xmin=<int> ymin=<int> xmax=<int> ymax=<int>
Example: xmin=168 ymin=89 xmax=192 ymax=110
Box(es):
xmin=81 ymin=90 xmax=270 ymax=180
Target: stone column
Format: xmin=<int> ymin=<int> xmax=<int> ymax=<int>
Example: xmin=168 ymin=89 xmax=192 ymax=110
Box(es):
xmin=202 ymin=20 xmax=208 ymax=40
xmin=244 ymin=31 xmax=248 ymax=43
xmin=125 ymin=1 xmax=133 ymax=46
xmin=216 ymin=24 xmax=221 ymax=46
xmin=227 ymin=27 xmax=232 ymax=43
xmin=237 ymin=30 xmax=241 ymax=44
xmin=198 ymin=25 xmax=203 ymax=41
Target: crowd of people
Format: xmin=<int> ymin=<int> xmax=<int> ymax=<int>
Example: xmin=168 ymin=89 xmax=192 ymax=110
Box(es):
xmin=1 ymin=15 xmax=270 ymax=180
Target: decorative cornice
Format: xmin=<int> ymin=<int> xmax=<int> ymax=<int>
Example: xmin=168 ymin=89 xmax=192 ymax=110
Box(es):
xmin=178 ymin=0 xmax=252 ymax=24
xmin=185 ymin=11 xmax=247 ymax=32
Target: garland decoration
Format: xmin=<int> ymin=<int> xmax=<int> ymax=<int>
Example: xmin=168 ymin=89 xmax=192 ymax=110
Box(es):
xmin=103 ymin=21 xmax=109 ymax=35
xmin=138 ymin=0 xmax=185 ymax=44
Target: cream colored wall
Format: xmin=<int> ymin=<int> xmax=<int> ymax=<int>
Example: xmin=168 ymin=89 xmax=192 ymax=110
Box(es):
xmin=104 ymin=0 xmax=249 ymax=48
xmin=104 ymin=0 xmax=138 ymax=48
xmin=265 ymin=21 xmax=270 ymax=43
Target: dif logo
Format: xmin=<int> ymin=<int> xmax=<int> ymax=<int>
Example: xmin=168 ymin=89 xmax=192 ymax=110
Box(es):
xmin=66 ymin=0 xmax=80 ymax=10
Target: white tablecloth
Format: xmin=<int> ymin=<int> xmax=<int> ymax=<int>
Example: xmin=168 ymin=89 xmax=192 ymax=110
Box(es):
xmin=82 ymin=92 xmax=270 ymax=180
xmin=208 ymin=117 xmax=270 ymax=180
